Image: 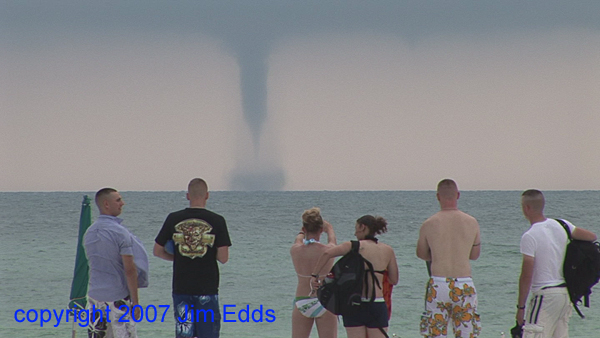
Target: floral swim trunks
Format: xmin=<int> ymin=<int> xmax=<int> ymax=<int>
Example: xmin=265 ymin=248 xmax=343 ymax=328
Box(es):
xmin=87 ymin=296 xmax=137 ymax=338
xmin=420 ymin=277 xmax=481 ymax=338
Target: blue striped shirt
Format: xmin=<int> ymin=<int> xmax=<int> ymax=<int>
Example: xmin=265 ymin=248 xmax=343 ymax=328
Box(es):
xmin=84 ymin=215 xmax=149 ymax=301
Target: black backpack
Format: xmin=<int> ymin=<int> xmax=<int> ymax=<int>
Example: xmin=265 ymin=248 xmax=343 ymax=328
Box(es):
xmin=317 ymin=241 xmax=378 ymax=315
xmin=317 ymin=240 xmax=388 ymax=337
xmin=556 ymin=219 xmax=600 ymax=318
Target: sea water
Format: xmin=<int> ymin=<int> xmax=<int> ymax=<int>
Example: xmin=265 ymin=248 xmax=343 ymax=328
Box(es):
xmin=1 ymin=191 xmax=599 ymax=338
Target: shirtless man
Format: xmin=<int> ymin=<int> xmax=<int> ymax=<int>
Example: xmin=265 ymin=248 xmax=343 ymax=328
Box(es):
xmin=416 ymin=179 xmax=481 ymax=338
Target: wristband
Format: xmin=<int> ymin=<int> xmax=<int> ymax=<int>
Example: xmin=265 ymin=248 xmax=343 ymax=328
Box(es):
xmin=311 ymin=274 xmax=319 ymax=278
xmin=516 ymin=305 xmax=525 ymax=310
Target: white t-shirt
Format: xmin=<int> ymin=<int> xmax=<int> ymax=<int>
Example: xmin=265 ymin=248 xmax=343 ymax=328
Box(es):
xmin=520 ymin=218 xmax=576 ymax=292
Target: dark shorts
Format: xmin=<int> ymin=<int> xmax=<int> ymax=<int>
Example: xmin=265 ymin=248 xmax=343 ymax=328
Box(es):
xmin=342 ymin=301 xmax=388 ymax=328
xmin=173 ymin=293 xmax=221 ymax=338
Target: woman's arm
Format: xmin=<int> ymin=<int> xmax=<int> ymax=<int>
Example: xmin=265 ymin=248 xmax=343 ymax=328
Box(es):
xmin=293 ymin=231 xmax=305 ymax=246
xmin=323 ymin=220 xmax=337 ymax=245
xmin=312 ymin=241 xmax=352 ymax=276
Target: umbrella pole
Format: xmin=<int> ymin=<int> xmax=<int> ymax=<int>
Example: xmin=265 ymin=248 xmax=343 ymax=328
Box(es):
xmin=71 ymin=316 xmax=76 ymax=338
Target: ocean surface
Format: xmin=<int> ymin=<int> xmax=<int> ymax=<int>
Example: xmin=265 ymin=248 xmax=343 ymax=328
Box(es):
xmin=1 ymin=191 xmax=599 ymax=338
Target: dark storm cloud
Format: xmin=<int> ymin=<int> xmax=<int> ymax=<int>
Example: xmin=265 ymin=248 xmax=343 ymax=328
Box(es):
xmin=3 ymin=1 xmax=599 ymax=190
xmin=4 ymin=1 xmax=599 ymax=41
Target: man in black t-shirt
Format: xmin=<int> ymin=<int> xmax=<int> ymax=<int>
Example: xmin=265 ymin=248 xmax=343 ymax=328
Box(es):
xmin=154 ymin=178 xmax=232 ymax=338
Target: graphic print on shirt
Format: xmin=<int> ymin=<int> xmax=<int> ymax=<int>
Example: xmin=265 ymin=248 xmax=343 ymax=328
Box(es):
xmin=172 ymin=219 xmax=215 ymax=258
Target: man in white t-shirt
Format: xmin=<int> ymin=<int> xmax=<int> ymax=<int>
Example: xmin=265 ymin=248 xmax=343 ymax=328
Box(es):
xmin=516 ymin=189 xmax=596 ymax=337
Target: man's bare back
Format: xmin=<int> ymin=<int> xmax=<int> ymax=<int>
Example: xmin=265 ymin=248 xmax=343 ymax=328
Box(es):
xmin=417 ymin=209 xmax=480 ymax=277
xmin=416 ymin=179 xmax=481 ymax=278
xmin=417 ymin=179 xmax=482 ymax=336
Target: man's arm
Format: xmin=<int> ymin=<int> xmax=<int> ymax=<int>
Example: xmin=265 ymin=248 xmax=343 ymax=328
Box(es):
xmin=153 ymin=242 xmax=174 ymax=261
xmin=416 ymin=224 xmax=431 ymax=261
xmin=469 ymin=223 xmax=481 ymax=260
xmin=122 ymin=254 xmax=141 ymax=320
xmin=516 ymin=254 xmax=534 ymax=326
xmin=217 ymin=246 xmax=229 ymax=264
xmin=323 ymin=220 xmax=337 ymax=245
xmin=572 ymin=227 xmax=597 ymax=242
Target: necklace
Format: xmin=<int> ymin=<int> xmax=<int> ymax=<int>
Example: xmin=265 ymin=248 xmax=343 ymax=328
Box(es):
xmin=364 ymin=235 xmax=378 ymax=243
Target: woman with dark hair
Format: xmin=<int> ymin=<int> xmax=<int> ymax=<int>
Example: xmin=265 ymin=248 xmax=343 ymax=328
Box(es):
xmin=290 ymin=207 xmax=338 ymax=338
xmin=311 ymin=215 xmax=399 ymax=338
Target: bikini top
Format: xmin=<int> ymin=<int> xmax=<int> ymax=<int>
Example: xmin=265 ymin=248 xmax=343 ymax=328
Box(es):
xmin=297 ymin=238 xmax=321 ymax=277
xmin=298 ymin=237 xmax=385 ymax=277
xmin=364 ymin=235 xmax=378 ymax=243
xmin=363 ymin=236 xmax=386 ymax=276
xmin=303 ymin=238 xmax=319 ymax=245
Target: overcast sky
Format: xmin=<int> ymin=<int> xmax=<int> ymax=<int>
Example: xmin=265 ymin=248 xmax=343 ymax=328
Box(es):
xmin=2 ymin=1 xmax=599 ymax=191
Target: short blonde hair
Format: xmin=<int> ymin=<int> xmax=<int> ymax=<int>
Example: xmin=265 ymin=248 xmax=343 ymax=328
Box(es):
xmin=521 ymin=189 xmax=545 ymax=212
xmin=437 ymin=178 xmax=458 ymax=198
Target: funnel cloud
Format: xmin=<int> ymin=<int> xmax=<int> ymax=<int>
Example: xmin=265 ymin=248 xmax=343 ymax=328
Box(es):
xmin=228 ymin=41 xmax=286 ymax=190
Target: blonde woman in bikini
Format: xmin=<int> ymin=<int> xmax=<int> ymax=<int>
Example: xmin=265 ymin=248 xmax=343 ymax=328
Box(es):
xmin=290 ymin=207 xmax=338 ymax=338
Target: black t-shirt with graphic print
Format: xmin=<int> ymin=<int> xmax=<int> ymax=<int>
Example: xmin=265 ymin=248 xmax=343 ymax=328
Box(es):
xmin=155 ymin=208 xmax=232 ymax=295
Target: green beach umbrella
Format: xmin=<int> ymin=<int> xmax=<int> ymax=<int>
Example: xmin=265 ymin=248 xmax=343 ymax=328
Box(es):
xmin=68 ymin=195 xmax=92 ymax=310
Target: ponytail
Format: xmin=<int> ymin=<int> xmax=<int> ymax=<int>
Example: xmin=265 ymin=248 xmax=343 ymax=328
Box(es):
xmin=356 ymin=215 xmax=388 ymax=236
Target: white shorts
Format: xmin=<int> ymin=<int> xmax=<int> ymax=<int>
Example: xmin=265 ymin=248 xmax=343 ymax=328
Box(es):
xmin=523 ymin=287 xmax=571 ymax=338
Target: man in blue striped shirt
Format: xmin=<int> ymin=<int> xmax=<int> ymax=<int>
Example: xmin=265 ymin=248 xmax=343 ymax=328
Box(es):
xmin=84 ymin=188 xmax=149 ymax=338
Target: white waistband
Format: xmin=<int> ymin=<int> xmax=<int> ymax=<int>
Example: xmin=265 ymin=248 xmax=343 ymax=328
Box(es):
xmin=361 ymin=297 xmax=385 ymax=302
xmin=431 ymin=276 xmax=473 ymax=283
